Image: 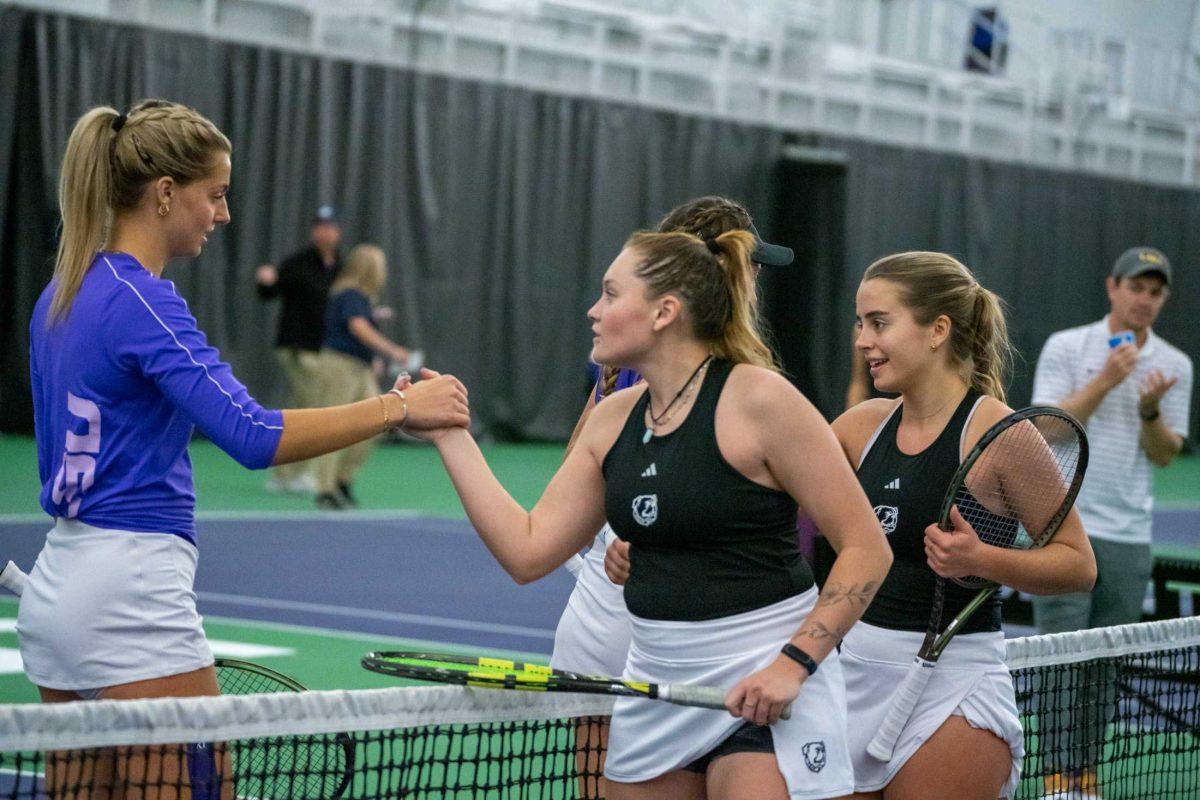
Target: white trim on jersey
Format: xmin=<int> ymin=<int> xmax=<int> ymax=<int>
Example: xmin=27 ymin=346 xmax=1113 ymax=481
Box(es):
xmin=858 ymin=402 xmax=902 ymax=469
xmin=103 ymin=256 xmax=283 ymax=432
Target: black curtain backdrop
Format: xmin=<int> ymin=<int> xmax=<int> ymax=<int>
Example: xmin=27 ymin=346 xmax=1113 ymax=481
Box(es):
xmin=1 ymin=8 xmax=1196 ymax=440
xmin=0 ymin=8 xmax=782 ymax=438
xmin=820 ymin=137 xmax=1199 ymax=432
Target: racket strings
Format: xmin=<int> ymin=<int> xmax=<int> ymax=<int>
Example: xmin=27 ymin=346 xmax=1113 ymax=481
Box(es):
xmin=954 ymin=415 xmax=1084 ymax=588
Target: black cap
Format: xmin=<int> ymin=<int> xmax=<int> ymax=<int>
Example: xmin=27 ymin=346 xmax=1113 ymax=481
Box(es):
xmin=748 ymin=222 xmax=794 ymax=267
xmin=312 ymin=205 xmax=338 ymax=225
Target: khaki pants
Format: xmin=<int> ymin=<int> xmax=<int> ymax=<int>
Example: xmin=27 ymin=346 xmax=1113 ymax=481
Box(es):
xmin=273 ymin=348 xmax=324 ymax=481
xmin=313 ymin=349 xmax=380 ymax=495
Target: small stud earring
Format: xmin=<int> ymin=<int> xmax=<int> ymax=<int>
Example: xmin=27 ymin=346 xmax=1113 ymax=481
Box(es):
xmin=930 ymin=343 xmax=938 ymax=351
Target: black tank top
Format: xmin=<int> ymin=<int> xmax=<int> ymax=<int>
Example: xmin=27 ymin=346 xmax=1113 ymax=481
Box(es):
xmin=603 ymin=360 xmax=814 ymax=622
xmin=856 ymin=390 xmax=1002 ymax=633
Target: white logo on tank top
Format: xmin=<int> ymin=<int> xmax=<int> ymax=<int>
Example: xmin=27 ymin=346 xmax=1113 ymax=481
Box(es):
xmin=632 ymin=494 xmax=658 ymax=526
xmin=640 ymin=463 xmax=657 ymax=478
xmin=884 ymin=478 xmax=900 ymax=490
xmin=874 ymin=505 xmax=899 ymax=535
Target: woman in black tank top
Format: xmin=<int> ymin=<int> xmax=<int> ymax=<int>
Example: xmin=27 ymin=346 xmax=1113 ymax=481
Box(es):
xmin=408 ymin=229 xmax=892 ymax=800
xmin=831 ymin=252 xmax=1095 ymax=800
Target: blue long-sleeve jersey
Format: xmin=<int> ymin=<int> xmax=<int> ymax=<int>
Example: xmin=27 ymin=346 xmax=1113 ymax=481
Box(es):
xmin=30 ymin=252 xmax=284 ymax=545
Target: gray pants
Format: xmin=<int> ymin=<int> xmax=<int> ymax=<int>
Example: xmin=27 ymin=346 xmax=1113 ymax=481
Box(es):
xmin=1030 ymin=538 xmax=1152 ymax=776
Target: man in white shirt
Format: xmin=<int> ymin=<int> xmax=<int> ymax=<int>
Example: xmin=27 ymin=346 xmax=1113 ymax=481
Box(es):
xmin=1030 ymin=246 xmax=1192 ymax=797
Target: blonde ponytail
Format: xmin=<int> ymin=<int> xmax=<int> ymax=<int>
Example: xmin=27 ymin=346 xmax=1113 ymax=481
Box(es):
xmin=50 ymin=99 xmax=232 ymax=323
xmin=706 ymin=230 xmax=776 ymax=369
xmin=967 ymin=285 xmax=1013 ymax=403
xmin=625 ymin=229 xmax=778 ymax=370
xmin=50 ymin=107 xmax=121 ymax=322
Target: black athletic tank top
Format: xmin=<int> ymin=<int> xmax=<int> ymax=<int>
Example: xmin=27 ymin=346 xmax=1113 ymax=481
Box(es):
xmin=856 ymin=390 xmax=1002 ymax=633
xmin=603 ymin=360 xmax=814 ymax=622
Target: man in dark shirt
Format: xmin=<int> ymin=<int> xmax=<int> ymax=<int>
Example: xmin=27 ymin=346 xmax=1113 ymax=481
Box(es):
xmin=255 ymin=205 xmax=343 ymax=494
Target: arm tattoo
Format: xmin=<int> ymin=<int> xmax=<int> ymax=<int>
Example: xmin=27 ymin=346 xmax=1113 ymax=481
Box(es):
xmin=796 ymin=620 xmax=850 ymax=643
xmin=815 ymin=581 xmax=879 ymax=611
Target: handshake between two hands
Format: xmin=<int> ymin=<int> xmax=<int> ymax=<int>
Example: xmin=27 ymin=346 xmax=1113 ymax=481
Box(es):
xmin=390 ymin=367 xmax=471 ymax=441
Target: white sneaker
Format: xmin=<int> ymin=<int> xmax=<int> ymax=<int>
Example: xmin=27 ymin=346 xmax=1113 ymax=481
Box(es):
xmin=287 ymin=474 xmax=318 ymax=495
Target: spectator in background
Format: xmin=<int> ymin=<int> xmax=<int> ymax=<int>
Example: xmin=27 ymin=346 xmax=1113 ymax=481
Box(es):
xmin=313 ymin=244 xmax=412 ymax=510
xmin=1030 ymin=246 xmax=1193 ymax=796
xmin=255 ymin=206 xmax=343 ymax=495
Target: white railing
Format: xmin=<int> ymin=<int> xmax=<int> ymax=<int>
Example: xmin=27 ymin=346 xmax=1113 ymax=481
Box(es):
xmin=3 ymin=0 xmax=1198 ymax=186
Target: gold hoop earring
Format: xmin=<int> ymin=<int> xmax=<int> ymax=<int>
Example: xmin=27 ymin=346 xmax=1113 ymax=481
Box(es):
xmin=157 ymin=203 xmax=170 ymax=217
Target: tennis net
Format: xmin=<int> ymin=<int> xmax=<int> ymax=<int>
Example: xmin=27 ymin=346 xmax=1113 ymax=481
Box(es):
xmin=0 ymin=616 xmax=1196 ymax=800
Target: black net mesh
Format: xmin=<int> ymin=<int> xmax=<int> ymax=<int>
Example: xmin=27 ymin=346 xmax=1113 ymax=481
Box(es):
xmin=1 ymin=618 xmax=1196 ymax=800
xmin=1 ymin=718 xmax=610 ymax=800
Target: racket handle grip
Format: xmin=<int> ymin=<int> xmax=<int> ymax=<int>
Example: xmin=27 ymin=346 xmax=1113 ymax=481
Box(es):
xmin=866 ymin=656 xmax=936 ymax=761
xmin=659 ymin=684 xmax=793 ymax=721
xmin=0 ymin=561 xmax=27 ymax=596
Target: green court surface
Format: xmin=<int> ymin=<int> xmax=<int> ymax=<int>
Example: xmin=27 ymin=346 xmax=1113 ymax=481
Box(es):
xmin=0 ymin=434 xmax=1196 ymax=518
xmin=0 ymin=435 xmax=564 ymax=518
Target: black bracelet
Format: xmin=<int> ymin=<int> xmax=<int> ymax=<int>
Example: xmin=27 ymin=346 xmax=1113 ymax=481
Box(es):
xmin=780 ymin=643 xmax=818 ymax=675
xmin=1140 ymin=408 xmax=1160 ymax=422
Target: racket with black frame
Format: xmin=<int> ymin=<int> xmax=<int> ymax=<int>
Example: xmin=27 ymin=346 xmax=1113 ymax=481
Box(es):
xmin=866 ymin=406 xmax=1088 ymax=761
xmin=213 ymin=660 xmax=356 ymax=800
xmin=362 ymin=650 xmax=792 ymax=719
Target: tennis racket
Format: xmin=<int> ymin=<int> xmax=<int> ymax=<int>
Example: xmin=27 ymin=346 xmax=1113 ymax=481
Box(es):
xmin=866 ymin=406 xmax=1088 ymax=761
xmin=215 ymin=659 xmax=356 ymax=800
xmin=362 ymin=650 xmax=792 ymax=719
xmin=1 ymin=561 xmax=27 ymax=595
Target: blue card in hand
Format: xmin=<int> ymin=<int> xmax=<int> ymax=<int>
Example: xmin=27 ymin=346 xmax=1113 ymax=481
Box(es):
xmin=1108 ymin=330 xmax=1135 ymax=349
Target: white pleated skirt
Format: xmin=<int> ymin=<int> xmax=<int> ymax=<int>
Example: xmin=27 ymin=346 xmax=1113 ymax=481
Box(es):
xmin=605 ymin=588 xmax=854 ymax=800
xmin=841 ymin=621 xmax=1023 ymax=798
xmin=551 ymin=525 xmax=631 ymax=677
xmin=17 ymin=518 xmax=213 ymax=693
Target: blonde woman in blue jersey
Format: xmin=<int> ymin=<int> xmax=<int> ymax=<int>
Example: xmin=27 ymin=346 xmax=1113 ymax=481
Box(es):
xmin=831 ymin=252 xmax=1096 ymax=800
xmin=410 ymin=229 xmax=891 ymax=800
xmin=23 ymin=100 xmax=468 ymax=799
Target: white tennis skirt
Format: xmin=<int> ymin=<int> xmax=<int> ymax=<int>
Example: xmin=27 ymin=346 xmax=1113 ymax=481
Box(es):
xmin=841 ymin=622 xmax=1023 ymax=798
xmin=605 ymin=588 xmax=854 ymax=799
xmin=17 ymin=518 xmax=213 ymax=692
xmin=551 ymin=525 xmax=631 ymax=677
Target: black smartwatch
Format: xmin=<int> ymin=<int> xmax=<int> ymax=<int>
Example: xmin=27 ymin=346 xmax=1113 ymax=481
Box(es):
xmin=780 ymin=643 xmax=818 ymax=675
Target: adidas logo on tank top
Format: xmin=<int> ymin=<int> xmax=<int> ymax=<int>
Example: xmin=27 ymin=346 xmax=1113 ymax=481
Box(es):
xmin=883 ymin=478 xmax=900 ymax=490
xmin=641 ymin=463 xmax=657 ymax=478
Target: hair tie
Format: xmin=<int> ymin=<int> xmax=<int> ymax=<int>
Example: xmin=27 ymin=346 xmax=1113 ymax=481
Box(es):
xmin=111 ymin=113 xmax=127 ymax=132
xmin=705 ymin=238 xmax=721 ymax=255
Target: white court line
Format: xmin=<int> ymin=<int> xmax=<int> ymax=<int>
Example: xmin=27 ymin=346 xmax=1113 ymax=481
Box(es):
xmin=198 ymin=591 xmax=557 ymax=641
xmin=1 ymin=596 xmax=550 ymax=642
xmin=0 ymin=596 xmax=555 ymax=659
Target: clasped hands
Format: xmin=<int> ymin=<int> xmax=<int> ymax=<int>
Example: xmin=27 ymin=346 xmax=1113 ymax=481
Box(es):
xmin=391 ymin=368 xmax=471 ymax=436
